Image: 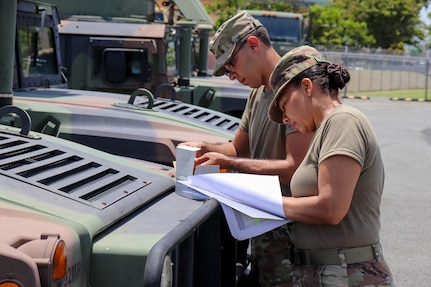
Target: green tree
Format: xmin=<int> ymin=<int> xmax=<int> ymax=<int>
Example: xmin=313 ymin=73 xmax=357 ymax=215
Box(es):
xmin=425 ymin=10 xmax=431 ymax=49
xmin=205 ymin=0 xmax=295 ymax=29
xmin=335 ymin=0 xmax=425 ymax=50
xmin=205 ymin=0 xmax=241 ymax=28
xmin=309 ymin=3 xmax=375 ymax=47
xmin=205 ymin=0 xmax=429 ymax=51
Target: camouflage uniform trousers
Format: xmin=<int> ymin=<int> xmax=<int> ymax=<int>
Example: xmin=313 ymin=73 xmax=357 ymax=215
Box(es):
xmin=292 ymin=259 xmax=396 ymax=287
xmin=249 ymin=224 xmax=294 ymax=287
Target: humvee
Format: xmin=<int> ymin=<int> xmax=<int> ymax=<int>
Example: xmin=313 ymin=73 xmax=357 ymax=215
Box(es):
xmin=9 ymin=0 xmax=241 ymax=166
xmin=0 ymin=1 xmax=238 ymax=285
xmin=48 ymin=0 xmax=251 ymax=118
xmin=0 ymin=104 xmax=235 ymax=286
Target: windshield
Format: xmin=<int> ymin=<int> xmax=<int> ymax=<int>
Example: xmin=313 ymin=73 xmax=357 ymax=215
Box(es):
xmin=253 ymin=15 xmax=302 ymax=42
xmin=19 ymin=24 xmax=58 ymax=77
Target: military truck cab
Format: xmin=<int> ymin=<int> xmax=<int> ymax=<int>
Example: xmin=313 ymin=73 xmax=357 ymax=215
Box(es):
xmin=57 ymin=18 xmax=172 ymax=94
xmin=47 ymin=0 xmax=251 ymax=117
xmin=246 ymin=10 xmax=307 ymax=55
xmin=9 ymin=0 xmax=241 ymax=166
xmin=15 ymin=0 xmax=65 ymax=90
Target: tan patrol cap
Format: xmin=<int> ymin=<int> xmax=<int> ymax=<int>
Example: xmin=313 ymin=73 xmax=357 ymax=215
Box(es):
xmin=209 ymin=11 xmax=263 ymax=76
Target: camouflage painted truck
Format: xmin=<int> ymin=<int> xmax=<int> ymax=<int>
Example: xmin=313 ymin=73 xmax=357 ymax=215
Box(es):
xmin=245 ymin=10 xmax=307 ymax=56
xmin=0 ymin=105 xmax=236 ymax=287
xmin=48 ymin=0 xmax=251 ymax=117
xmin=9 ymin=0 xmax=241 ymax=166
xmin=0 ymin=1 xmax=237 ymax=286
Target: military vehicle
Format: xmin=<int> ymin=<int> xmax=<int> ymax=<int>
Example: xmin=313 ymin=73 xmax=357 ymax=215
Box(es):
xmin=48 ymin=0 xmax=251 ymax=117
xmin=0 ymin=1 xmax=237 ymax=286
xmin=0 ymin=105 xmax=236 ymax=287
xmin=246 ymin=10 xmax=306 ymax=55
xmin=245 ymin=0 xmax=329 ymax=54
xmin=9 ymin=0 xmax=240 ymax=166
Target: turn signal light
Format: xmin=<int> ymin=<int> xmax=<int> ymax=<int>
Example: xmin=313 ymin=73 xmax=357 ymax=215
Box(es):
xmin=52 ymin=240 xmax=67 ymax=281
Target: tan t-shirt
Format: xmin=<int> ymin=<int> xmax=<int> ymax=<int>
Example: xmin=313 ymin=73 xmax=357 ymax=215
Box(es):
xmin=240 ymin=86 xmax=296 ymax=196
xmin=290 ymin=104 xmax=384 ymax=249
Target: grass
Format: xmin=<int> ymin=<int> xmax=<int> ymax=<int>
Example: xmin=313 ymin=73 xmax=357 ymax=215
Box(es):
xmin=348 ymin=89 xmax=431 ymax=101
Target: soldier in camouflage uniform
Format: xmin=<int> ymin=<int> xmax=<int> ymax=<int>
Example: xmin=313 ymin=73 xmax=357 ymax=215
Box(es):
xmin=179 ymin=11 xmax=312 ymax=286
xmin=268 ymin=45 xmax=395 ymax=286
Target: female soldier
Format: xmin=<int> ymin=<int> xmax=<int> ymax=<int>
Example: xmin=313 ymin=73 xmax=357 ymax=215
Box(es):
xmin=268 ymin=45 xmax=395 ymax=287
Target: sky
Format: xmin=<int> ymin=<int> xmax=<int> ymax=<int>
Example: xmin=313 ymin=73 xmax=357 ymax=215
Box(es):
xmin=421 ymin=6 xmax=430 ymax=25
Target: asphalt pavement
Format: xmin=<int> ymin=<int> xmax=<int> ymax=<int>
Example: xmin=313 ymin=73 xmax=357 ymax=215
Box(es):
xmin=342 ymin=96 xmax=431 ymax=286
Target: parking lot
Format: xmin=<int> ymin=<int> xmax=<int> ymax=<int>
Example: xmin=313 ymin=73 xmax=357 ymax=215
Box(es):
xmin=343 ymin=96 xmax=431 ymax=286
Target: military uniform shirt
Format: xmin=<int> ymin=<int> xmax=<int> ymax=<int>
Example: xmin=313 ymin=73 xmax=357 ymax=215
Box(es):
xmin=239 ymin=86 xmax=296 ymax=195
xmin=290 ymin=104 xmax=384 ymax=249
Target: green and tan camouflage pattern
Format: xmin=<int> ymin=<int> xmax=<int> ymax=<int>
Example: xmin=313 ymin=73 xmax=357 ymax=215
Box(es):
xmin=269 ymin=45 xmax=329 ymax=124
xmin=292 ymin=259 xmax=396 ymax=286
xmin=251 ymin=230 xmax=395 ymax=287
xmin=250 ymin=224 xmax=294 ymax=287
xmin=209 ymin=11 xmax=263 ymax=76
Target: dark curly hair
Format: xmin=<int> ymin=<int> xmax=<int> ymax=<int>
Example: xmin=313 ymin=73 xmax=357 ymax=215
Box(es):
xmin=288 ymin=63 xmax=351 ymax=95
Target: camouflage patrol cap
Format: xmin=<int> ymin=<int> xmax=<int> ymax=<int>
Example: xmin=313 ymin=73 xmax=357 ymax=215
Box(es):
xmin=269 ymin=45 xmax=329 ymax=124
xmin=209 ymin=11 xmax=263 ymax=76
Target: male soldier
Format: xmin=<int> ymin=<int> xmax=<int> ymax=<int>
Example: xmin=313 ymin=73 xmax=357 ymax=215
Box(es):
xmin=180 ymin=11 xmax=312 ymax=286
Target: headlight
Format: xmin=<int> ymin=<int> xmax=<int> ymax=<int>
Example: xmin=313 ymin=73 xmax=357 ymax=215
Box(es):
xmin=160 ymin=255 xmax=173 ymax=287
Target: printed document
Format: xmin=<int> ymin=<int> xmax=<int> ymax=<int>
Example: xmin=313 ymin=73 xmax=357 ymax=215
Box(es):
xmin=178 ymin=173 xmax=291 ymax=240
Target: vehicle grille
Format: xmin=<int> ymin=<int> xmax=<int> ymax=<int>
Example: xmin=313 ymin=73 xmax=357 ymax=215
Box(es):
xmin=152 ymin=99 xmax=240 ymax=133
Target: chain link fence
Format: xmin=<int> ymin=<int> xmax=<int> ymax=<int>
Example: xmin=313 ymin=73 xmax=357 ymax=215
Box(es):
xmin=320 ymin=51 xmax=430 ymax=99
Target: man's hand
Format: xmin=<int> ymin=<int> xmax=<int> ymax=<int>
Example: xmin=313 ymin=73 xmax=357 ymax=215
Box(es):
xmin=196 ymin=152 xmax=230 ymax=168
